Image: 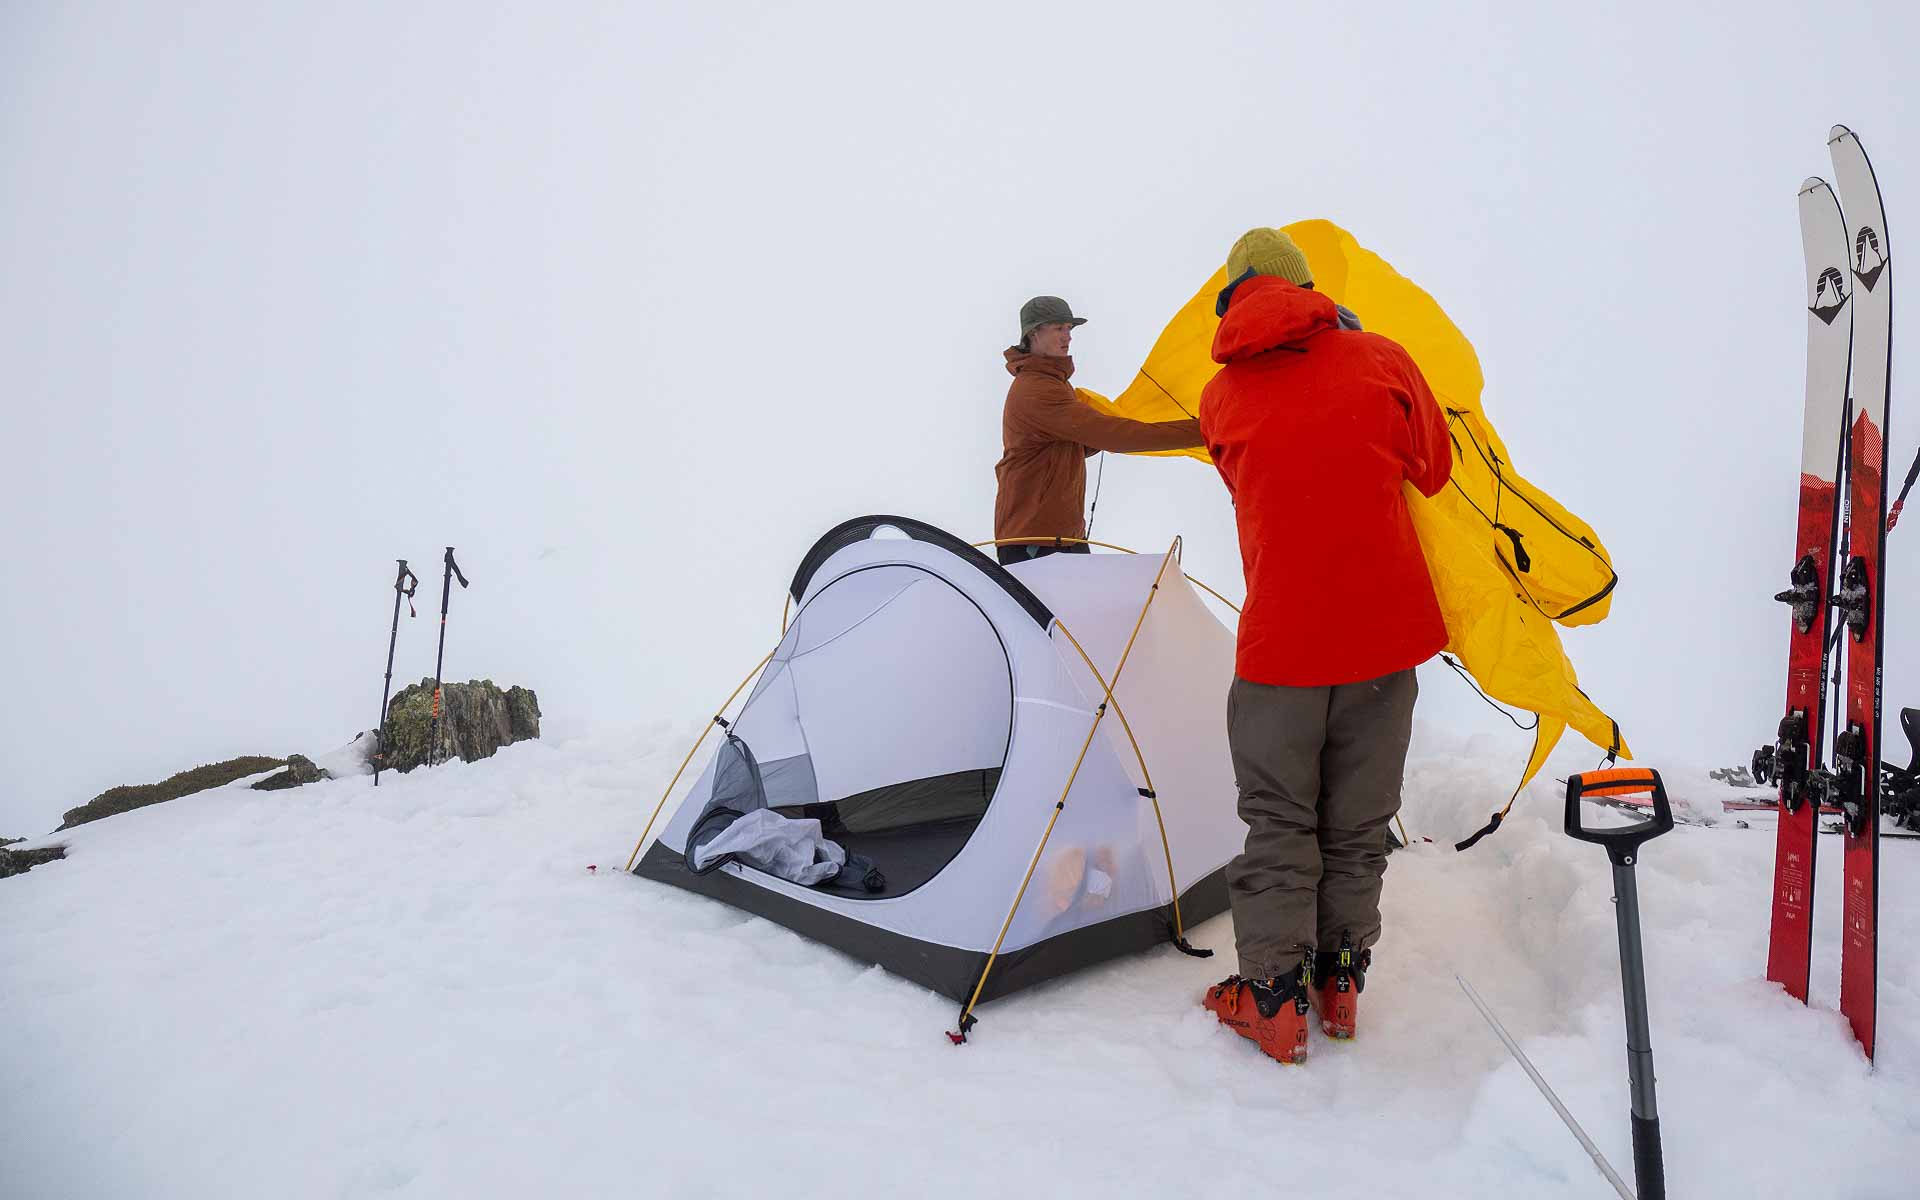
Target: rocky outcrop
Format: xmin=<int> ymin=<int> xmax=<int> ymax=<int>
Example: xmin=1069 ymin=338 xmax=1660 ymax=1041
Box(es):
xmin=59 ymin=757 xmax=286 ymax=830
xmin=1 ymin=842 xmax=67 ymax=880
xmin=250 ymin=754 xmax=330 ymax=791
xmin=373 ymin=679 xmax=541 ymax=774
xmin=506 ymin=686 xmax=541 ymax=743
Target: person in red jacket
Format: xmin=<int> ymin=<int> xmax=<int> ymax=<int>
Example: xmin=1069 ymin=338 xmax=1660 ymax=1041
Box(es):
xmin=995 ymin=296 xmax=1206 ymax=566
xmin=1196 ymin=228 xmax=1452 ymax=1064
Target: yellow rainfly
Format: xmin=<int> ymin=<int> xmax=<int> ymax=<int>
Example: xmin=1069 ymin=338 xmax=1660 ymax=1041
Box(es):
xmin=1082 ymin=219 xmax=1628 ymax=800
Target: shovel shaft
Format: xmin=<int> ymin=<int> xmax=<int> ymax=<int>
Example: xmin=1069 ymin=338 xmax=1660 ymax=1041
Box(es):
xmin=1612 ymin=860 xmax=1664 ymax=1200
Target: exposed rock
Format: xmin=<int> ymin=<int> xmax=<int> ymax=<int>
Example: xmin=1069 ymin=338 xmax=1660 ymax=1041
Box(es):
xmin=1 ymin=843 xmax=67 ymax=880
xmin=60 ymin=756 xmax=286 ymax=830
xmin=0 ymin=836 xmax=21 ymax=848
xmin=506 ymin=686 xmax=542 ymax=742
xmin=373 ymin=679 xmax=541 ymax=774
xmin=250 ymin=754 xmax=330 ymax=792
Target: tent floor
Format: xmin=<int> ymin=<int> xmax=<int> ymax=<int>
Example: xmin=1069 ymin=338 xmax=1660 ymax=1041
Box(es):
xmin=635 ymin=837 xmax=1232 ymax=1005
xmin=813 ymin=814 xmax=983 ymax=899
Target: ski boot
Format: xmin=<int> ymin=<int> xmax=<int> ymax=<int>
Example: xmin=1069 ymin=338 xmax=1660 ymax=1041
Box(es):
xmin=1312 ymin=934 xmax=1370 ymax=1040
xmin=1203 ymin=960 xmax=1312 ymax=1065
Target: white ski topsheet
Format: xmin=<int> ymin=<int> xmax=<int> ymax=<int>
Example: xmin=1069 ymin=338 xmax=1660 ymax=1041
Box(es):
xmin=1830 ymin=126 xmax=1892 ymax=436
xmin=1797 ymin=178 xmax=1852 ymax=479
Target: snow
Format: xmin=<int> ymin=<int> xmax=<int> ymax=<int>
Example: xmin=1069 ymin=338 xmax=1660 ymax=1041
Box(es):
xmin=3 ymin=726 xmax=1917 ymax=1199
xmin=311 ymin=735 xmax=375 ymax=780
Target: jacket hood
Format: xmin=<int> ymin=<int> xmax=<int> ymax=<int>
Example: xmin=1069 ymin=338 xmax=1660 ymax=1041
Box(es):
xmin=1005 ymin=347 xmax=1075 ymax=380
xmin=1211 ymin=276 xmax=1340 ymax=364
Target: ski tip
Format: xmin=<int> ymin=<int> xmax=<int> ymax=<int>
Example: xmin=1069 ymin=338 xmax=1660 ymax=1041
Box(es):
xmin=1828 ymin=124 xmax=1856 ymax=146
xmin=1799 ymin=177 xmax=1831 ymax=197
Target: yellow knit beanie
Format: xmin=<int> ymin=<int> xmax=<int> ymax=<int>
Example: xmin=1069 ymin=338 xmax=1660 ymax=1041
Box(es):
xmin=1226 ymin=227 xmax=1313 ymax=287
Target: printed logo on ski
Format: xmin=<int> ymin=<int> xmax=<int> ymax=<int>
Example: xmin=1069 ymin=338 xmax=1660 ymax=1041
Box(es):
xmin=1810 ymin=267 xmax=1850 ymax=325
xmin=1852 ymin=227 xmax=1888 ymax=292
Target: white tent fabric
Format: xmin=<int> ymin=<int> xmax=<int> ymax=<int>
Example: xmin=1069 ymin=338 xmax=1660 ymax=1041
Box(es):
xmin=1010 ymin=551 xmax=1245 ymax=897
xmin=638 ymin=519 xmax=1247 ymax=1005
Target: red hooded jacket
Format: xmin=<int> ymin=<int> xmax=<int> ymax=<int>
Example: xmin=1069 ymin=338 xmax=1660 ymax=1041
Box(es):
xmin=1199 ymin=276 xmax=1452 ymax=687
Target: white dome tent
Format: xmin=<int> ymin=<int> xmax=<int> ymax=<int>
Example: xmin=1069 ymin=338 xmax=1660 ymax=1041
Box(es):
xmin=628 ymin=516 xmax=1247 ymax=1036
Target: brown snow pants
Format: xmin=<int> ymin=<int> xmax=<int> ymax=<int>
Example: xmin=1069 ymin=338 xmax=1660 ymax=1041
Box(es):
xmin=1225 ymin=670 xmax=1418 ymax=980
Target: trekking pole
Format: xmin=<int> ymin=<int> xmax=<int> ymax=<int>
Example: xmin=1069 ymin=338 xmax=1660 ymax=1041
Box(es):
xmin=424 ymin=547 xmax=469 ymax=767
xmin=1565 ymin=767 xmax=1676 ymax=1200
xmin=373 ymin=560 xmax=419 ymax=787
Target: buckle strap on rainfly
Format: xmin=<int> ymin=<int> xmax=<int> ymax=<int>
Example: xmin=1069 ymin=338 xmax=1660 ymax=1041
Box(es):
xmin=1456 ymin=752 xmax=1540 ymax=852
xmin=1171 ymin=928 xmax=1214 ymax=958
xmin=1133 ymin=786 xmax=1214 ymax=958
xmin=1457 ymin=715 xmax=1621 ymax=851
xmin=1456 ymin=723 xmax=1545 ymax=850
xmin=1454 ymin=809 xmax=1504 ymax=852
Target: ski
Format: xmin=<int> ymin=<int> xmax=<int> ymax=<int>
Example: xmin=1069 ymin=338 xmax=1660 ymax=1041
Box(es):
xmin=1756 ymin=176 xmax=1853 ymax=1003
xmin=1823 ymin=125 xmax=1893 ymax=1059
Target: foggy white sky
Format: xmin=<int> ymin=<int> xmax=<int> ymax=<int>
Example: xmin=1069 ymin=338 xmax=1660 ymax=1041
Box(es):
xmin=2 ymin=1 xmax=1915 ymax=836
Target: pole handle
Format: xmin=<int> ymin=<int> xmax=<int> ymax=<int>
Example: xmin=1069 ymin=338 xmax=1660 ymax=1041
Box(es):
xmin=1565 ymin=768 xmax=1674 ymax=864
xmin=445 ymin=547 xmax=469 ymax=589
xmin=1632 ymin=1114 xmax=1665 ymax=1200
xmin=394 ymin=560 xmax=420 ymax=616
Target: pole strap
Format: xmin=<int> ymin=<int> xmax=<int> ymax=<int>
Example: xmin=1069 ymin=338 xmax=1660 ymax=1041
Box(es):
xmin=396 ymin=562 xmax=419 ymax=617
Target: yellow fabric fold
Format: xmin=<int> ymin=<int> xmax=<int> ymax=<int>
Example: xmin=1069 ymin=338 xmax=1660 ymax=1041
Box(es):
xmin=1084 ymin=219 xmax=1628 ymax=783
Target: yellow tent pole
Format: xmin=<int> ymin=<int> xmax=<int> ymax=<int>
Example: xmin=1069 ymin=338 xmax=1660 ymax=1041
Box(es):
xmin=1182 ymin=574 xmax=1242 ymax=614
xmin=954 ymin=540 xmax=1182 ymax=1038
xmin=972 ymin=535 xmax=1142 ymax=555
xmin=1051 ymin=618 xmax=1191 ymax=945
xmin=994 ymin=538 xmax=1390 ymax=852
xmin=622 ymin=647 xmax=778 ymax=873
xmin=970 ymin=534 xmax=1241 ymax=618
xmin=780 ymin=592 xmax=792 ymax=636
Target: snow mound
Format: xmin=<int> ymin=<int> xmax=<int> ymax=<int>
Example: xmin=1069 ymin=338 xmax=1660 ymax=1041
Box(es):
xmin=1 ymin=729 xmax=1915 ymax=1199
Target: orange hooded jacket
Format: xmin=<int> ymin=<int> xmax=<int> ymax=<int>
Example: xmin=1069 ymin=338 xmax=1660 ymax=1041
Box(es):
xmin=994 ymin=348 xmax=1204 ymax=542
xmin=1199 ymin=276 xmax=1452 ymax=687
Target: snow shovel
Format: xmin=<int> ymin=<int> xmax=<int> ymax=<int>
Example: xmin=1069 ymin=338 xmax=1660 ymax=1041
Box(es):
xmin=1565 ymin=767 xmax=1674 ymax=1200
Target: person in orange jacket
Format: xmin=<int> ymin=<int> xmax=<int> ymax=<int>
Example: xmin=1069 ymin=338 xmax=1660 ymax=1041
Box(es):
xmin=1196 ymin=228 xmax=1452 ymax=1064
xmin=994 ymin=296 xmax=1206 ymax=566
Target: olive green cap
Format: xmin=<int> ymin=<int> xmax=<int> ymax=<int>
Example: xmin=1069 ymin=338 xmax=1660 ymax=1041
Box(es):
xmin=1019 ymin=295 xmax=1088 ymax=340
